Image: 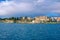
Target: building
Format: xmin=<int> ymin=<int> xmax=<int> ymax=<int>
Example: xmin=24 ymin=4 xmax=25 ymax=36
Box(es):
xmin=50 ymin=17 xmax=58 ymax=22
xmin=17 ymin=17 xmax=32 ymax=23
xmin=3 ymin=19 xmax=14 ymax=23
xmin=57 ymin=17 xmax=60 ymax=22
xmin=32 ymin=16 xmax=50 ymax=23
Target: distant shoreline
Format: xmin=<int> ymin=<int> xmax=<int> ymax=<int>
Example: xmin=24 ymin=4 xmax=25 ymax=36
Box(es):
xmin=0 ymin=22 xmax=60 ymax=24
xmin=0 ymin=16 xmax=60 ymax=24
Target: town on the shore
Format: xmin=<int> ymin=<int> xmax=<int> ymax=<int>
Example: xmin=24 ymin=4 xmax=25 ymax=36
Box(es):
xmin=0 ymin=16 xmax=60 ymax=24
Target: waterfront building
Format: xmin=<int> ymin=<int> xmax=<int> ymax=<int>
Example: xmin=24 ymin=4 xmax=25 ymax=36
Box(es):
xmin=20 ymin=17 xmax=31 ymax=20
xmin=57 ymin=17 xmax=60 ymax=22
xmin=33 ymin=16 xmax=50 ymax=23
xmin=17 ymin=17 xmax=32 ymax=23
xmin=3 ymin=19 xmax=14 ymax=23
xmin=22 ymin=17 xmax=25 ymax=20
xmin=50 ymin=17 xmax=58 ymax=22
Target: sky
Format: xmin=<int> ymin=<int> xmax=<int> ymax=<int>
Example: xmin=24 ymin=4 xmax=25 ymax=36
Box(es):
xmin=0 ymin=0 xmax=60 ymax=17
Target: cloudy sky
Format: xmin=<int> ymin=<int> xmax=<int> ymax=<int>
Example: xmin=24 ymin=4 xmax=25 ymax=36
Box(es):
xmin=0 ymin=0 xmax=60 ymax=17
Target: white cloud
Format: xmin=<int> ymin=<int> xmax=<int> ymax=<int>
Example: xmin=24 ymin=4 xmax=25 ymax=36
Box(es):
xmin=37 ymin=0 xmax=45 ymax=3
xmin=0 ymin=0 xmax=60 ymax=16
xmin=33 ymin=0 xmax=45 ymax=5
xmin=15 ymin=2 xmax=34 ymax=12
xmin=0 ymin=1 xmax=16 ymax=15
xmin=33 ymin=0 xmax=60 ymax=13
xmin=49 ymin=2 xmax=60 ymax=13
xmin=0 ymin=1 xmax=34 ymax=15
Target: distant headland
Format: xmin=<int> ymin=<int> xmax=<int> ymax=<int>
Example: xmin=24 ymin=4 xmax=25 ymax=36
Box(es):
xmin=0 ymin=16 xmax=60 ymax=24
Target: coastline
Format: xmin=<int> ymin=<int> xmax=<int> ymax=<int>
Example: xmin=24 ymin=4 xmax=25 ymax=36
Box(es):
xmin=0 ymin=22 xmax=60 ymax=24
xmin=0 ymin=16 xmax=60 ymax=24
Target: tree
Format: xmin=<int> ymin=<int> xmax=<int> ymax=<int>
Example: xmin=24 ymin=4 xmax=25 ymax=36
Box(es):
xmin=0 ymin=18 xmax=2 ymax=20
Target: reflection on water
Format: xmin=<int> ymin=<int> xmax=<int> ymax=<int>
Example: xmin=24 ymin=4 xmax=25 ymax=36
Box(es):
xmin=0 ymin=23 xmax=60 ymax=40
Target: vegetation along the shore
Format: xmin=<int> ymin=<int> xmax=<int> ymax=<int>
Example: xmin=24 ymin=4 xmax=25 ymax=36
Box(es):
xmin=0 ymin=16 xmax=60 ymax=24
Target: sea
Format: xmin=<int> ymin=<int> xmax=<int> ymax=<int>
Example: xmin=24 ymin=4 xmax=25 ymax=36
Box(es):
xmin=0 ymin=23 xmax=60 ymax=40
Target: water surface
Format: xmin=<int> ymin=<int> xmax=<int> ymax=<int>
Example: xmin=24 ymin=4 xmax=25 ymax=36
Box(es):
xmin=0 ymin=23 xmax=60 ymax=40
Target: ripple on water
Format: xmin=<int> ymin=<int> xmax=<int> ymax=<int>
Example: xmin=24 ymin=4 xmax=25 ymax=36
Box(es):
xmin=0 ymin=24 xmax=60 ymax=40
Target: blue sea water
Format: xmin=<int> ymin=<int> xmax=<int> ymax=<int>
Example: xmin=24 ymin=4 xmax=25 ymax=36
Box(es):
xmin=0 ymin=23 xmax=60 ymax=40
